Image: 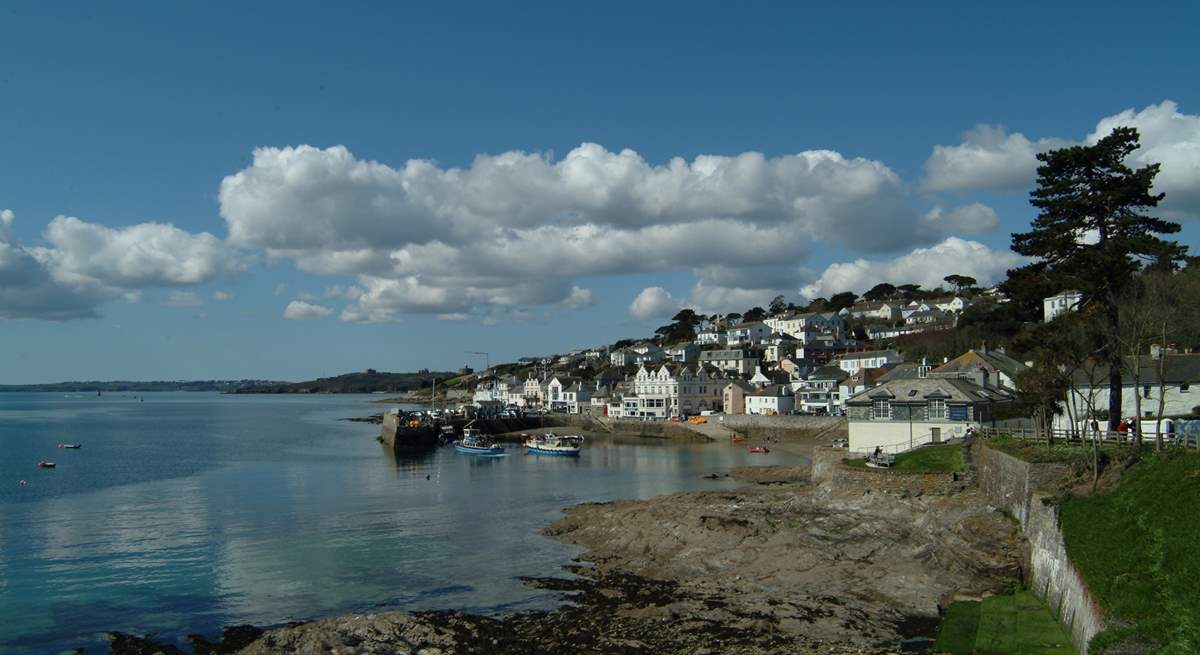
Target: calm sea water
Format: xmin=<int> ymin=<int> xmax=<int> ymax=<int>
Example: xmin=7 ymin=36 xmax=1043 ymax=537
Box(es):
xmin=0 ymin=393 xmax=792 ymax=654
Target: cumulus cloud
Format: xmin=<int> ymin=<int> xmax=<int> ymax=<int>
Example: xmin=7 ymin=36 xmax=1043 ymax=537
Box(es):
xmin=629 ymin=287 xmax=682 ymax=320
xmin=165 ymin=291 xmax=203 ymax=307
xmin=1086 ymin=101 xmax=1200 ymax=217
xmin=799 ymin=237 xmax=1026 ymax=299
xmin=217 ymin=142 xmax=953 ymax=320
xmin=923 ymin=101 xmax=1200 ymax=218
xmin=923 ymin=125 xmax=1069 ymax=192
xmin=561 ymin=286 xmax=594 ymax=309
xmin=0 ymin=209 xmax=249 ymax=320
xmin=918 ymin=203 xmax=999 ymax=237
xmin=283 ymin=300 xmax=333 ymax=320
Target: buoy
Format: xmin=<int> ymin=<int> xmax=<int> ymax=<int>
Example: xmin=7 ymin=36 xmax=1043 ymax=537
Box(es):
xmin=19 ymin=480 xmax=27 ymax=486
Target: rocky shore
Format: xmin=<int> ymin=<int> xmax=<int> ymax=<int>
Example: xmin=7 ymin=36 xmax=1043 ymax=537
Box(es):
xmin=112 ymin=440 xmax=1023 ymax=655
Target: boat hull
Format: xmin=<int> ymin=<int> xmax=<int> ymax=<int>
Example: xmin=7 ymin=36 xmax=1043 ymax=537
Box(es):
xmin=453 ymin=443 xmax=506 ymax=456
xmin=526 ymin=445 xmax=581 ymax=456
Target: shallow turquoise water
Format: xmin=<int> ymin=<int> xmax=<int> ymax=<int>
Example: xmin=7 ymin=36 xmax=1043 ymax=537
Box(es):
xmin=0 ymin=393 xmax=790 ymax=653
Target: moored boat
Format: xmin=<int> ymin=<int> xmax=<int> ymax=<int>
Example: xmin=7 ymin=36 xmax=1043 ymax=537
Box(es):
xmin=454 ymin=427 xmax=506 ymax=456
xmin=37 ymin=461 xmax=56 ymax=468
xmin=58 ymin=443 xmax=82 ymax=449
xmin=747 ymin=446 xmax=769 ymax=454
xmin=524 ymin=432 xmax=583 ymax=456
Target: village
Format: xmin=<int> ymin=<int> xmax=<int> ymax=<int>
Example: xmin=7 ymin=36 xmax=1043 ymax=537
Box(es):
xmin=466 ymin=285 xmax=1200 ymax=456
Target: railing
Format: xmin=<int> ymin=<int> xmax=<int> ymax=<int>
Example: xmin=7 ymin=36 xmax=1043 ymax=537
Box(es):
xmin=976 ymin=425 xmax=1198 ymax=449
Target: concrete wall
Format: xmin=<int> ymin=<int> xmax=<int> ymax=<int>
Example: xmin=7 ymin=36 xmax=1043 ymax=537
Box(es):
xmin=716 ymin=414 xmax=843 ymax=433
xmin=976 ymin=446 xmax=1104 ymax=654
xmin=848 ymin=420 xmax=971 ymax=454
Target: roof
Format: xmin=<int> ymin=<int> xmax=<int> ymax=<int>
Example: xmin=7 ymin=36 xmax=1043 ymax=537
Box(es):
xmin=807 ymin=365 xmax=850 ymax=382
xmin=934 ymin=349 xmax=1027 ymax=381
xmin=849 ymin=301 xmax=894 ymax=311
xmin=846 ymin=377 xmax=1014 ymax=406
xmin=700 ymin=349 xmax=752 ymax=360
xmin=1070 ymin=354 xmax=1200 ymax=386
xmin=730 ymin=321 xmax=766 ymax=330
xmin=746 ymin=384 xmax=793 ymax=397
xmin=725 ymin=379 xmax=757 ymax=393
xmin=837 ymin=349 xmax=898 ymax=361
xmin=845 ymin=367 xmax=889 ymax=387
xmin=876 ymin=362 xmax=924 ymax=382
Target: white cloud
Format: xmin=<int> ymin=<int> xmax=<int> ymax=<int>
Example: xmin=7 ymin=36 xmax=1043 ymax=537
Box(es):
xmin=35 ymin=216 xmax=248 ymax=288
xmin=561 ymin=286 xmax=594 ymax=309
xmin=923 ymin=125 xmax=1069 ymax=192
xmin=800 ymin=237 xmax=1026 ymax=299
xmin=629 ymin=287 xmax=682 ymax=320
xmin=218 ymin=143 xmax=949 ymax=320
xmin=918 ymin=203 xmax=999 ymax=237
xmin=165 ymin=291 xmax=203 ymax=307
xmin=922 ymin=101 xmax=1200 ymax=218
xmin=213 ymin=291 xmax=233 ymax=301
xmin=1087 ymin=100 xmax=1200 ymax=218
xmin=0 ymin=211 xmax=112 ymax=320
xmin=283 ymin=300 xmax=333 ymax=320
xmin=436 ymin=313 xmax=469 ymax=321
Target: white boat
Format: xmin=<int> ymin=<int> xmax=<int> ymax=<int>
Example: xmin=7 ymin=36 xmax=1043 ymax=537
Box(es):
xmin=524 ymin=432 xmax=583 ymax=456
xmin=454 ymin=427 xmax=505 ymax=456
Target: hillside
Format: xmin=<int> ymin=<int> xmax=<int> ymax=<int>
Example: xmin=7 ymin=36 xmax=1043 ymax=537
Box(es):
xmin=233 ymin=370 xmax=457 ymax=394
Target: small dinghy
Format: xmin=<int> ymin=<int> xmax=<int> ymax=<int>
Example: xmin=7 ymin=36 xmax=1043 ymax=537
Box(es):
xmin=58 ymin=443 xmax=82 ymax=449
xmin=37 ymin=461 xmax=57 ymax=468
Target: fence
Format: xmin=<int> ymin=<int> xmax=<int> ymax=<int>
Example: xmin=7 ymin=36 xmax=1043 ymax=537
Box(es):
xmin=977 ymin=424 xmax=1199 ymax=449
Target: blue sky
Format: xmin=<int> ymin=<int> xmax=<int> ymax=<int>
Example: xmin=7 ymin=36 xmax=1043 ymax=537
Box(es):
xmin=2 ymin=1 xmax=1198 ymax=383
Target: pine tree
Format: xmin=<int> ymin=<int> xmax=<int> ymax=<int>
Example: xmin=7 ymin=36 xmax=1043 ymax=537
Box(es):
xmin=1010 ymin=127 xmax=1186 ymax=430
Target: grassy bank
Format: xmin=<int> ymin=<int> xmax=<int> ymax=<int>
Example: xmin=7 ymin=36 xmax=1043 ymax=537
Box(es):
xmin=844 ymin=443 xmax=964 ymax=473
xmin=934 ymin=591 xmax=1072 ymax=654
xmin=1058 ymin=451 xmax=1200 ymax=653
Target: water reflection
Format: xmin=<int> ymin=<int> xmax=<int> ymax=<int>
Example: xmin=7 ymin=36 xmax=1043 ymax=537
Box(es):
xmin=0 ymin=394 xmax=796 ymax=654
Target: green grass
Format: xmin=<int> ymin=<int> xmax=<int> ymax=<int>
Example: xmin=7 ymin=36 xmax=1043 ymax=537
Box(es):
xmin=844 ymin=443 xmax=964 ymax=473
xmin=935 ymin=591 xmax=1073 ymax=654
xmin=985 ymin=436 xmax=1134 ymax=465
xmin=1059 ymin=451 xmax=1200 ymax=653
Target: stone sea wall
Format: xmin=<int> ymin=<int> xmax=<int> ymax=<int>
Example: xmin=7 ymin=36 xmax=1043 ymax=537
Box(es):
xmin=976 ymin=446 xmax=1104 ymax=654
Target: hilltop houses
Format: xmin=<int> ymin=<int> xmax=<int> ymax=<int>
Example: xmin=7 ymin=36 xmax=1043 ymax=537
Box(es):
xmin=1044 ymin=290 xmax=1083 ymax=322
xmin=835 ymin=350 xmax=902 ymax=374
xmin=699 ymin=349 xmax=759 ymax=376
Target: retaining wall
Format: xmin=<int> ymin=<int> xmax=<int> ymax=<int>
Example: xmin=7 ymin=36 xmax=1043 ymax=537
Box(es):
xmin=976 ymin=446 xmax=1105 ymax=654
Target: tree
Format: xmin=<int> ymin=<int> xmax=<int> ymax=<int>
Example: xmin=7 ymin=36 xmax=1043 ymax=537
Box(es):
xmin=742 ymin=306 xmax=766 ymax=322
xmin=827 ymin=291 xmax=858 ymax=312
xmin=943 ymin=274 xmax=977 ymax=293
xmin=768 ymin=295 xmax=787 ymax=315
xmin=897 ymin=283 xmax=922 ymax=299
xmin=1010 ymin=126 xmax=1186 ymax=430
xmin=863 ymin=282 xmax=897 ymax=301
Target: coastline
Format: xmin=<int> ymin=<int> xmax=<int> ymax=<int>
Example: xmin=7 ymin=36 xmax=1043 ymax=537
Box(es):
xmin=111 ymin=429 xmax=1023 ymax=654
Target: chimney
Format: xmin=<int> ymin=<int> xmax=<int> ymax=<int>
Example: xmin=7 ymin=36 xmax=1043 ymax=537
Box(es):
xmin=974 ymin=366 xmax=990 ymax=389
xmin=979 ymin=340 xmax=988 ymax=355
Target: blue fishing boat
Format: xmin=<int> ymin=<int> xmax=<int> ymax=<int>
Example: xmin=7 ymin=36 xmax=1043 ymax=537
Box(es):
xmin=524 ymin=433 xmax=583 ymax=456
xmin=454 ymin=426 xmax=506 ymax=456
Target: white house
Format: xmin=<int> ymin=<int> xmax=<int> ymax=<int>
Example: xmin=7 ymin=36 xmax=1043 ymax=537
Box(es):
xmin=1044 ymin=290 xmax=1082 ymax=323
xmin=932 ymin=296 xmax=970 ymax=314
xmin=727 ymin=321 xmax=772 ymax=346
xmin=666 ymin=342 xmax=700 ymax=363
xmin=1055 ymin=353 xmax=1200 ymax=434
xmin=835 ymin=350 xmax=902 ymax=374
xmin=905 ymin=308 xmax=947 ymax=325
xmin=696 ymin=329 xmax=726 ymax=345
xmin=845 ymin=376 xmax=1013 ymax=454
xmin=842 ymin=301 xmax=901 ymax=321
xmin=546 ymin=375 xmax=583 ymax=412
xmin=745 ymin=384 xmax=795 ymax=415
xmin=610 ymin=348 xmax=632 ymax=367
xmin=768 ymin=311 xmax=845 ymax=342
xmin=797 ymin=365 xmax=849 ymax=414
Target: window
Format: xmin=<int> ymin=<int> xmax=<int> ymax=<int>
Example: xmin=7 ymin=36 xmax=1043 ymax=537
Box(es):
xmin=872 ymin=399 xmax=891 ymax=419
xmin=927 ymin=399 xmax=946 ymax=419
xmin=1143 ymin=385 xmax=1151 ymax=398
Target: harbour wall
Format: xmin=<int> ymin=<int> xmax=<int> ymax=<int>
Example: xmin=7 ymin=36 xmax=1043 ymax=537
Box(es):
xmin=976 ymin=446 xmax=1105 ymax=654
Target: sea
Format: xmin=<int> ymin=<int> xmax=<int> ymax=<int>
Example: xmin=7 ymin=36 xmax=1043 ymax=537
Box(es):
xmin=0 ymin=392 xmax=792 ymax=654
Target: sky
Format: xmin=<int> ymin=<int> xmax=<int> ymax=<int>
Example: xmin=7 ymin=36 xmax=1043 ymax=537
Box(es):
xmin=2 ymin=1 xmax=1199 ymax=383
